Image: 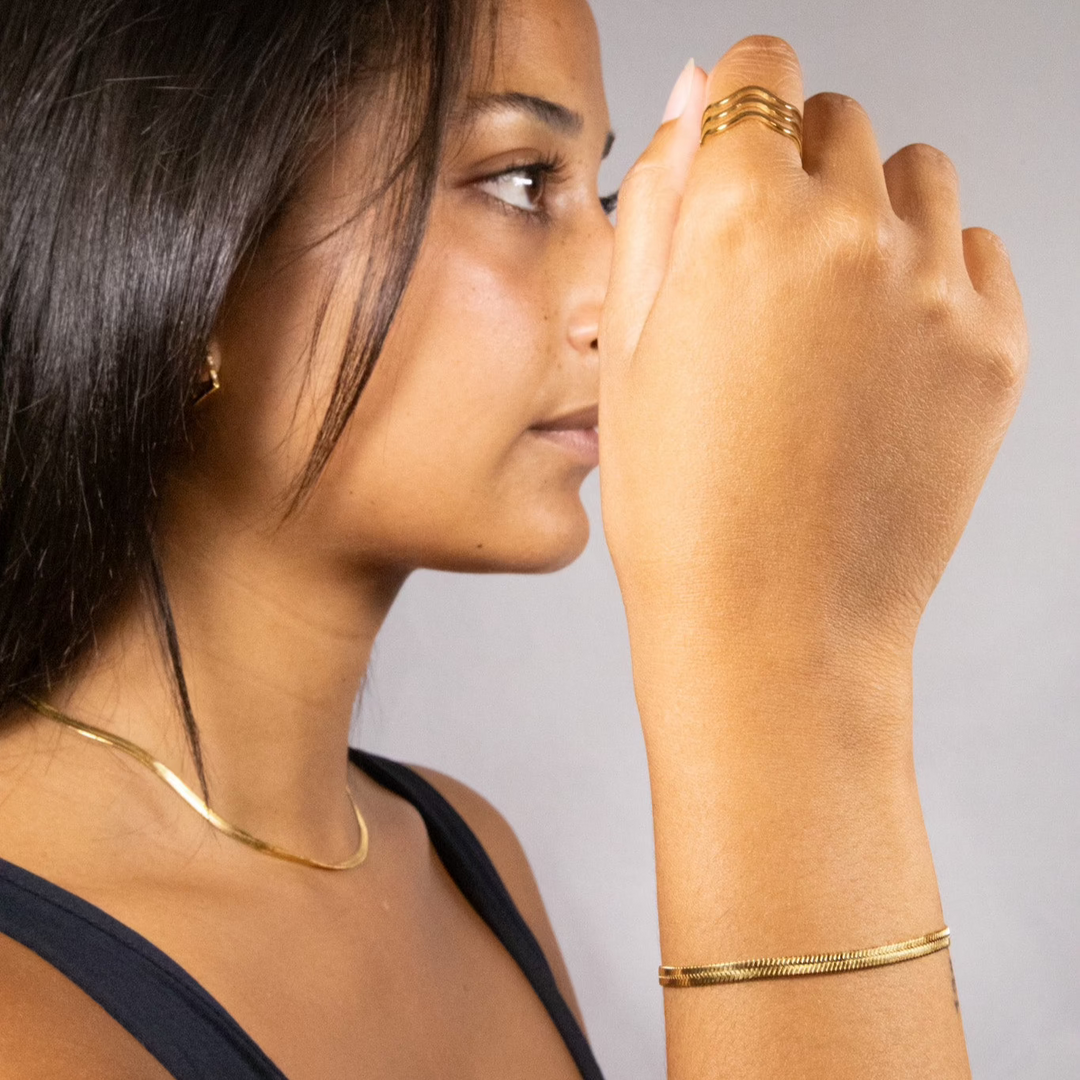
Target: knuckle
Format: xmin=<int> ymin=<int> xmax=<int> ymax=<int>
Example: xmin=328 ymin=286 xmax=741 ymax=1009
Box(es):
xmin=979 ymin=342 xmax=1028 ymax=395
xmin=891 ymin=142 xmax=959 ymax=182
xmin=730 ymin=33 xmax=797 ymax=57
xmin=806 ymin=91 xmax=870 ymax=122
xmin=721 ymin=171 xmax=775 ymax=215
xmin=913 ymin=270 xmax=962 ymax=325
xmin=673 ymin=188 xmax=771 ymax=266
xmin=710 ymin=174 xmax=789 ymax=236
xmin=687 ymin=167 xmax=783 ymax=230
xmin=724 ymin=34 xmax=801 ymax=75
xmin=967 ymin=225 xmax=1011 ymax=261
xmin=984 ymin=308 xmax=1030 ymax=392
xmin=817 ymin=198 xmax=897 ymax=268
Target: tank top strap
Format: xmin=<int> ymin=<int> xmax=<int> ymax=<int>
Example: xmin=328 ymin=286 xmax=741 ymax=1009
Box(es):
xmin=351 ymin=750 xmax=605 ymax=1080
xmin=0 ymin=752 xmax=606 ymax=1080
xmin=0 ymin=854 xmax=287 ymax=1079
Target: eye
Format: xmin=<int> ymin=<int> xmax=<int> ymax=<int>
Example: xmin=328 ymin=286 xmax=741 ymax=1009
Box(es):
xmin=477 ymin=164 xmax=549 ymax=214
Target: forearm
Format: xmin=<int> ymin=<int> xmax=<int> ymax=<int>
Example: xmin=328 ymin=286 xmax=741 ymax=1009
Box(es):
xmin=600 ymin=29 xmax=1023 ymax=1078
xmin=634 ymin=628 xmax=970 ymax=1080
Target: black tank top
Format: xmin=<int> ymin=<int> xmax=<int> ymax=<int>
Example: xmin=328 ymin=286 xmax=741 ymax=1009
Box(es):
xmin=0 ymin=749 xmax=605 ymax=1080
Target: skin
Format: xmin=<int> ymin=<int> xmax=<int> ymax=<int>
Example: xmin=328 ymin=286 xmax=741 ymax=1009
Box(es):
xmin=0 ymin=0 xmax=612 ymax=1076
xmin=0 ymin=0 xmax=1029 ymax=1078
xmin=602 ymin=37 xmax=1024 ymax=1080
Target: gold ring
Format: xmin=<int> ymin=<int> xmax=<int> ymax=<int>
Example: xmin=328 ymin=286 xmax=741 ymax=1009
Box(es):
xmin=701 ymin=84 xmax=803 ymax=157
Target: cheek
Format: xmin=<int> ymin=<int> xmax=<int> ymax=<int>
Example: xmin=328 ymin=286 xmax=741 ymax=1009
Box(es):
xmin=311 ymin=215 xmax=561 ymax=550
xmin=400 ymin=228 xmax=553 ymax=434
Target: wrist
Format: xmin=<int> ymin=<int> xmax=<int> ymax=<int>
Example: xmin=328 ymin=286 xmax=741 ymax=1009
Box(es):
xmin=651 ymin=778 xmax=944 ymax=981
xmin=628 ymin=616 xmax=916 ymax=769
xmin=645 ymin=715 xmax=939 ymax=966
xmin=629 ymin=620 xmax=942 ymax=964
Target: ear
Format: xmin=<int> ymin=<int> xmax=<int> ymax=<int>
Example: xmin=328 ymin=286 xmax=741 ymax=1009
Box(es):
xmin=192 ymin=340 xmax=222 ymax=406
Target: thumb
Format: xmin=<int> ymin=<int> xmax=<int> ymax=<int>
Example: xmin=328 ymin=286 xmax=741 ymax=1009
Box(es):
xmin=600 ymin=60 xmax=707 ymax=375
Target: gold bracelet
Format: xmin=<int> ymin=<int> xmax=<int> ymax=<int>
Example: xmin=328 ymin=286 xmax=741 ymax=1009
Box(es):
xmin=659 ymin=926 xmax=950 ymax=987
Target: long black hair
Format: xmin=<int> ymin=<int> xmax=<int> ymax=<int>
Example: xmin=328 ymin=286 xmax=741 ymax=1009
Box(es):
xmin=0 ymin=0 xmax=491 ymax=795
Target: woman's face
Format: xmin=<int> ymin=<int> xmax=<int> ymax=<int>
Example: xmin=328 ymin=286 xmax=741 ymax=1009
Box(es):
xmin=200 ymin=0 xmax=615 ymax=579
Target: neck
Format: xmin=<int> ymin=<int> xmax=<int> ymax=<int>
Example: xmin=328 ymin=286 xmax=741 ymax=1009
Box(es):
xmin=51 ymin=500 xmax=410 ymax=861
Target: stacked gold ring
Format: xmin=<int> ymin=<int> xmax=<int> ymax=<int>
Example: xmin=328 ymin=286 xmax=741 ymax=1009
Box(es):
xmin=700 ymin=84 xmax=803 ymax=157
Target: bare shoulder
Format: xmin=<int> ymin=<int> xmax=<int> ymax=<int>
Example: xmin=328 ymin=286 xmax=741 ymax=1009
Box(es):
xmin=407 ymin=764 xmax=587 ymax=1033
xmin=0 ymin=932 xmax=172 ymax=1080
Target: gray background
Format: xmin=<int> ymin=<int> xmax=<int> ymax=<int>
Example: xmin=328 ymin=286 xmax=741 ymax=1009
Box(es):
xmin=352 ymin=2 xmax=1079 ymax=1076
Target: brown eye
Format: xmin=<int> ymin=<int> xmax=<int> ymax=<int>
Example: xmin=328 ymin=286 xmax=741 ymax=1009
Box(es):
xmin=478 ymin=165 xmax=547 ymax=213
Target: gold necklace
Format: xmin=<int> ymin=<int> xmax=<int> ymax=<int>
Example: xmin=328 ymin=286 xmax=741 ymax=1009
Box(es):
xmin=19 ymin=694 xmax=369 ymax=871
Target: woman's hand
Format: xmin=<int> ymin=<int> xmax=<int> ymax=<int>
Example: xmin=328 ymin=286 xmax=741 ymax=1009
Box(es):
xmin=600 ymin=39 xmax=1025 ymax=1079
xmin=599 ymin=37 xmax=1028 ymax=694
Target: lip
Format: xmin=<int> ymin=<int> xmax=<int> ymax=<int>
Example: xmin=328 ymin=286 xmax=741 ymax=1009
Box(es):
xmin=530 ymin=425 xmax=599 ymax=466
xmin=531 ymin=403 xmax=599 ymax=432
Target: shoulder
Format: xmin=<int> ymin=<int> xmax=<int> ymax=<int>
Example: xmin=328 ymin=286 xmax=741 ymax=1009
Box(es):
xmin=0 ymin=931 xmax=171 ymax=1079
xmin=406 ymin=764 xmax=587 ymax=1034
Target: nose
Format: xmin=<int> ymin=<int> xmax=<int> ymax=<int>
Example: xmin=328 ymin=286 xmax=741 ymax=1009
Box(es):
xmin=567 ymin=308 xmax=600 ymax=354
xmin=566 ymin=208 xmax=615 ymax=357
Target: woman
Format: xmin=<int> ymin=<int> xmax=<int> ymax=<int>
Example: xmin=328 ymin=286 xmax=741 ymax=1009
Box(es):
xmin=0 ymin=0 xmax=1027 ymax=1076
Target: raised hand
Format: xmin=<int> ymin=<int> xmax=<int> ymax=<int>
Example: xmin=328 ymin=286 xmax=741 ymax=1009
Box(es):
xmin=600 ymin=37 xmax=1027 ymax=1079
xmin=599 ymin=37 xmax=1028 ymax=701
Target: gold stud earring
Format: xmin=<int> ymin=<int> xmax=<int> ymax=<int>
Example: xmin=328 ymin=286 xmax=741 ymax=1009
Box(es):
xmin=192 ymin=350 xmax=221 ymax=406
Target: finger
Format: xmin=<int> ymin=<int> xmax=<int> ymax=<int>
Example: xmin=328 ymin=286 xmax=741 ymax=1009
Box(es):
xmin=694 ymin=35 xmax=805 ymax=180
xmin=882 ymin=143 xmax=965 ymax=271
xmin=963 ymin=228 xmax=1029 ymax=392
xmin=962 ymin=227 xmax=1025 ymax=324
xmin=801 ymin=92 xmax=891 ymax=209
xmin=601 ymin=61 xmax=708 ymax=373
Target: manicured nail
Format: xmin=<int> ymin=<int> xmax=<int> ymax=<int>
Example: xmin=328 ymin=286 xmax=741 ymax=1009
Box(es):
xmin=662 ymin=58 xmax=696 ymax=124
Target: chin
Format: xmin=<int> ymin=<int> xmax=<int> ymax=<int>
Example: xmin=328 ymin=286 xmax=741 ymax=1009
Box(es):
xmin=511 ymin=491 xmax=593 ymax=572
xmin=436 ymin=498 xmax=592 ymax=575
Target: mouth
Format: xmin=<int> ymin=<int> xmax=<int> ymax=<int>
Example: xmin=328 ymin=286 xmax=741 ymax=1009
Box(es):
xmin=531 ymin=404 xmax=599 ymax=432
xmin=529 ymin=404 xmax=599 ymax=466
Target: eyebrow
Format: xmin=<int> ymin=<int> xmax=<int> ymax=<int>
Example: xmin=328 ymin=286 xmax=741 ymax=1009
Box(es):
xmin=464 ymin=91 xmax=616 ymax=159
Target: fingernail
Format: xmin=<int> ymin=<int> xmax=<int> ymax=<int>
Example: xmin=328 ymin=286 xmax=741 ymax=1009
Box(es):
xmin=662 ymin=58 xmax=696 ymax=124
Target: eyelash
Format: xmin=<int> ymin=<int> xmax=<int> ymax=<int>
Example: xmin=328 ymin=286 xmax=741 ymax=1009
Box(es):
xmin=476 ymin=155 xmax=619 ymax=222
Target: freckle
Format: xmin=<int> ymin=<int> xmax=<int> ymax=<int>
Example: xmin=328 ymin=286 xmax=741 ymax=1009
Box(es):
xmin=476 ymin=543 xmax=483 ymax=549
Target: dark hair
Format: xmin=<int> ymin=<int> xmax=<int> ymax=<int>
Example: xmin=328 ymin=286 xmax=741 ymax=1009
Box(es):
xmin=0 ymin=0 xmax=491 ymax=794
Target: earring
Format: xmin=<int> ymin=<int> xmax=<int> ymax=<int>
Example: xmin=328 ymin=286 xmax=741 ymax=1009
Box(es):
xmin=192 ymin=350 xmax=221 ymax=406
